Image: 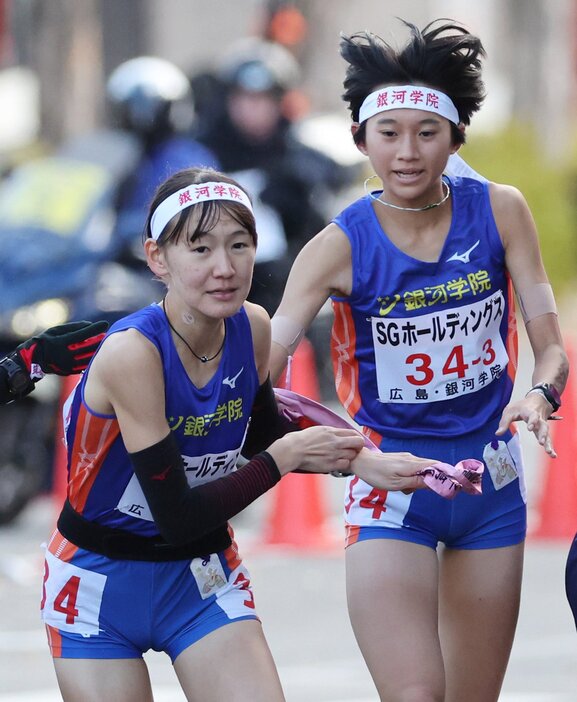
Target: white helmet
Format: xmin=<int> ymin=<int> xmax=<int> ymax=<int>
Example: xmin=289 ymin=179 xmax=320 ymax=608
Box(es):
xmin=106 ymin=56 xmax=194 ymax=136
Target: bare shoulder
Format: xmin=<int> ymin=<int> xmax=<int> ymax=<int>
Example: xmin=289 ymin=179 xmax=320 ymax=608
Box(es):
xmin=86 ymin=328 xmax=163 ymax=410
xmin=244 ymin=299 xmax=270 ymax=323
xmin=488 ymin=181 xmax=531 ymax=220
xmin=488 ymin=181 xmax=536 ymax=247
xmin=86 ymin=327 xmax=170 ymax=449
xmin=307 ymin=222 xmax=351 ymax=258
xmin=243 ymin=301 xmax=271 ymax=342
xmin=93 ymin=328 xmax=160 ymax=380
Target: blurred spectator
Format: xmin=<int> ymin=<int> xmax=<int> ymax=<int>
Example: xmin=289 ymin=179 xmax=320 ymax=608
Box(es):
xmin=107 ymin=56 xmax=220 ymax=248
xmin=192 ymin=38 xmax=354 ymax=315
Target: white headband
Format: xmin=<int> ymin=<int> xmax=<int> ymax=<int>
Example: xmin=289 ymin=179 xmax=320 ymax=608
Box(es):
xmin=358 ymin=85 xmax=460 ymax=125
xmin=150 ymin=181 xmax=254 ymax=241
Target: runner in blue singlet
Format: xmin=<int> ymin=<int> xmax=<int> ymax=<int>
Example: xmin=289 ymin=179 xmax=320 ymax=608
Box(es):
xmin=41 ymin=164 xmax=435 ymax=701
xmin=270 ymin=19 xmax=568 ymax=702
xmin=39 ymin=166 xmax=376 ymax=702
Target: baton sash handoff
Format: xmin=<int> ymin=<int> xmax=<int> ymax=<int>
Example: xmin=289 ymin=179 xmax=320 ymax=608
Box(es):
xmin=273 ymin=388 xmax=483 ymax=499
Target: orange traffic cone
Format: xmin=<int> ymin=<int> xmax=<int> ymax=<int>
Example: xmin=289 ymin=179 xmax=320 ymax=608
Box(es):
xmin=261 ymin=338 xmax=339 ymax=551
xmin=531 ymin=339 xmax=577 ymax=540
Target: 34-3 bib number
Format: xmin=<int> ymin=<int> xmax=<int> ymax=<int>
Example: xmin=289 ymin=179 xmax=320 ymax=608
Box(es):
xmin=371 ymin=291 xmax=508 ymax=404
xmin=405 ymin=339 xmax=496 ymax=386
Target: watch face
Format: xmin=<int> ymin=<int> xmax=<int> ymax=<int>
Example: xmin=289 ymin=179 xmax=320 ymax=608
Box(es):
xmin=1 ymin=356 xmax=34 ymax=397
xmin=10 ymin=369 xmax=32 ymax=394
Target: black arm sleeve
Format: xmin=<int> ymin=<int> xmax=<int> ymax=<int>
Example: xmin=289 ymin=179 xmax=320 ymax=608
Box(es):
xmin=242 ymin=375 xmax=298 ymax=458
xmin=130 ymin=431 xmax=281 ymax=546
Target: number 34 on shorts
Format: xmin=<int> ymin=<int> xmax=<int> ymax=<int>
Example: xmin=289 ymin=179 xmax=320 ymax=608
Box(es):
xmin=41 ymin=550 xmax=106 ymax=636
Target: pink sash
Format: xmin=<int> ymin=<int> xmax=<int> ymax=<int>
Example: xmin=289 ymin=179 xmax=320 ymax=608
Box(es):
xmin=274 ymin=388 xmax=483 ymax=499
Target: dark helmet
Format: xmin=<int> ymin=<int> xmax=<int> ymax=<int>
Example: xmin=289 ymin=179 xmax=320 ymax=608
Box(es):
xmin=106 ymin=56 xmax=194 ymax=137
xmin=218 ymin=39 xmax=300 ymax=95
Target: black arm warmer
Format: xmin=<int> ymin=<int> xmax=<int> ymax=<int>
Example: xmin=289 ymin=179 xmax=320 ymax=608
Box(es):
xmin=130 ymin=431 xmax=281 ymax=546
xmin=242 ymin=375 xmax=298 ymax=458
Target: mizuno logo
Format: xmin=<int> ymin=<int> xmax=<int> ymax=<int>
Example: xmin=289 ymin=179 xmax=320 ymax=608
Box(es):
xmin=151 ymin=465 xmax=171 ymax=481
xmin=446 ymin=240 xmax=480 ymax=264
xmin=223 ymin=367 xmax=244 ymax=389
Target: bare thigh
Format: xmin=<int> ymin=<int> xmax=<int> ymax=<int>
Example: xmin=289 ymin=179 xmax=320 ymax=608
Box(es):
xmin=174 ymin=619 xmax=285 ymax=702
xmin=439 ymin=542 xmax=524 ymax=702
xmin=346 ymin=539 xmax=444 ymax=701
xmin=53 ymin=658 xmax=153 ymax=702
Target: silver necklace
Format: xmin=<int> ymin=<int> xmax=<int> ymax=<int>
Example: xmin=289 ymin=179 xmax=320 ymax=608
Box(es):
xmin=365 ymin=177 xmax=451 ymax=212
xmin=162 ymin=297 xmax=225 ymax=363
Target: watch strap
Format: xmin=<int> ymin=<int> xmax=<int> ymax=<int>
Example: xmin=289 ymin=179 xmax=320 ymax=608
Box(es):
xmin=527 ymin=383 xmax=561 ymax=412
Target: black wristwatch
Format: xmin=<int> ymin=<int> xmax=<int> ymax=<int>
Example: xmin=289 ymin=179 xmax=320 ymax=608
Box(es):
xmin=0 ymin=354 xmax=35 ymax=398
xmin=527 ymin=382 xmax=562 ymax=412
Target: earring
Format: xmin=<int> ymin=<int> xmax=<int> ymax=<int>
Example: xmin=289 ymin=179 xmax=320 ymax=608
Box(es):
xmin=363 ymin=174 xmax=382 ymax=195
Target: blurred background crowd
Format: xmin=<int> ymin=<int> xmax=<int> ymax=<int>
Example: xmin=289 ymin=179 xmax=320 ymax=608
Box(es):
xmin=0 ymin=0 xmax=576 ymax=525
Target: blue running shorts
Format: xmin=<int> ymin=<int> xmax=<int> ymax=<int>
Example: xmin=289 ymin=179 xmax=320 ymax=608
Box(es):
xmin=41 ymin=527 xmax=258 ymax=661
xmin=345 ymin=420 xmax=527 ymax=550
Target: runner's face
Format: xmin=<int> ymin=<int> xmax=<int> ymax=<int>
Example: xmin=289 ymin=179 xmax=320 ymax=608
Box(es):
xmin=160 ymin=210 xmax=256 ymax=321
xmin=360 ymin=109 xmax=456 ymax=207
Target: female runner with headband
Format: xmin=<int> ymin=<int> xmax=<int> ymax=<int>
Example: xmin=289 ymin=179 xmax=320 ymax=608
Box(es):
xmin=40 ymin=166 xmax=436 ymax=702
xmin=270 ymin=19 xmax=568 ymax=702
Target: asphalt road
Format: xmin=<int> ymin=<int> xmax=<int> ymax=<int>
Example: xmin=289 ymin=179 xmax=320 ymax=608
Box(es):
xmin=2 ymin=323 xmax=577 ymax=700
xmin=1 ymin=487 xmax=576 ymax=702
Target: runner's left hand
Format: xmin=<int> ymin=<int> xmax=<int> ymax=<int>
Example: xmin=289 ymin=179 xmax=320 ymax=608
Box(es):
xmin=16 ymin=320 xmax=109 ymax=377
xmin=496 ymin=394 xmax=556 ymax=457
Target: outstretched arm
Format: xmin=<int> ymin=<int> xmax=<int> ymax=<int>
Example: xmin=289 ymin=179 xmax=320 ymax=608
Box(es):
xmin=491 ymin=182 xmax=569 ymax=456
xmin=350 ymin=448 xmax=433 ymax=492
xmin=0 ymin=320 xmax=108 ymax=404
xmin=270 ymin=222 xmax=353 ymax=383
xmin=86 ymin=329 xmax=364 ymax=546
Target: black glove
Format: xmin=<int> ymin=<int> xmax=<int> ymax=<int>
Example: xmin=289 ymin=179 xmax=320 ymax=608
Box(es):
xmin=16 ymin=320 xmax=109 ymax=377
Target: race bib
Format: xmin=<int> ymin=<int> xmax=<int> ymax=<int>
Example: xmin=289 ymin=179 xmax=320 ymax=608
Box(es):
xmin=190 ymin=554 xmax=228 ymax=600
xmin=189 ymin=557 xmax=256 ymax=615
xmin=41 ymin=551 xmax=106 ymax=635
xmin=371 ymin=290 xmax=508 ymax=404
xmin=483 ymin=439 xmax=518 ymax=490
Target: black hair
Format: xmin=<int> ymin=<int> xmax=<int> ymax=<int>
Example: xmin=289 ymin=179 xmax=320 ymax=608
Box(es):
xmin=144 ymin=167 xmax=257 ymax=247
xmin=340 ymin=19 xmax=486 ymax=146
